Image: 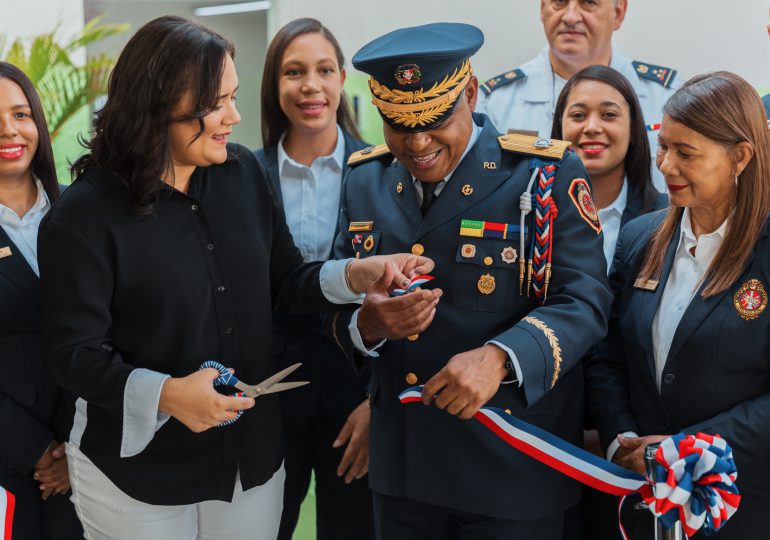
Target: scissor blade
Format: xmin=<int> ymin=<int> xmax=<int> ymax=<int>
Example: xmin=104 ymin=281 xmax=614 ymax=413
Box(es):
xmin=262 ymin=381 xmax=309 ymax=394
xmin=257 ymin=362 xmax=303 ymax=390
xmin=233 ymin=381 xmax=258 ymax=397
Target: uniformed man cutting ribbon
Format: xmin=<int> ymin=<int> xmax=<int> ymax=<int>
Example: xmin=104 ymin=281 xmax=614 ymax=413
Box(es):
xmin=329 ymin=22 xmax=613 ymax=540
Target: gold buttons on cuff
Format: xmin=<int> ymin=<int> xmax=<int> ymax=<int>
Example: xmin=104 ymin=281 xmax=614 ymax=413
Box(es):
xmin=406 ymin=372 xmax=418 ymax=385
xmin=407 ymin=334 xmax=419 ymax=341
xmin=483 ymin=256 xmax=493 ymax=266
xmin=411 ymin=243 xmax=425 ymax=256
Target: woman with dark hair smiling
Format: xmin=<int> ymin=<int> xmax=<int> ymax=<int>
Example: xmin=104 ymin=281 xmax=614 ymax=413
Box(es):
xmin=257 ymin=18 xmax=373 ymax=540
xmin=552 ymin=65 xmax=667 ymax=271
xmin=37 ymin=15 xmax=431 ymax=539
xmin=587 ymin=71 xmax=770 ymax=539
xmin=0 ymin=61 xmax=82 ymax=540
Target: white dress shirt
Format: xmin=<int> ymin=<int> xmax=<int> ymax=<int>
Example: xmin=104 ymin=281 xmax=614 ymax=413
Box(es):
xmin=277 ymin=125 xmax=346 ymax=262
xmin=596 ymin=179 xmax=628 ymax=272
xmin=652 ymin=208 xmax=727 ymax=391
xmin=606 ymin=207 xmax=728 ymax=460
xmin=0 ymin=179 xmax=50 ymax=276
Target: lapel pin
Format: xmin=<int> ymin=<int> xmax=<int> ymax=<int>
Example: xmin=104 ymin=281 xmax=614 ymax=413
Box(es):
xmin=461 ymin=184 xmax=474 ymax=196
xmin=396 ymin=181 xmax=403 ymax=194
xmin=483 ymin=162 xmax=497 ymax=170
xmin=633 ymin=278 xmax=659 ymax=291
xmin=734 ymin=278 xmax=767 ymax=320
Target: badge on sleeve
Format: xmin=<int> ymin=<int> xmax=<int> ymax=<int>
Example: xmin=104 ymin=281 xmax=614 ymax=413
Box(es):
xmin=568 ymin=179 xmax=601 ymax=234
xmin=734 ymin=279 xmax=767 ymax=320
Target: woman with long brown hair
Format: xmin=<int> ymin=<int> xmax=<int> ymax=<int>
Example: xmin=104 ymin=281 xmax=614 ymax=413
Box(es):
xmin=256 ymin=18 xmax=373 ymax=540
xmin=586 ymin=71 xmax=770 ymax=539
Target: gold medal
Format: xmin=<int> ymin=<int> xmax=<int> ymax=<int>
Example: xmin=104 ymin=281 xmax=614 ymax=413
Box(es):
xmin=477 ymin=273 xmax=496 ymax=295
xmin=734 ymin=279 xmax=768 ymax=320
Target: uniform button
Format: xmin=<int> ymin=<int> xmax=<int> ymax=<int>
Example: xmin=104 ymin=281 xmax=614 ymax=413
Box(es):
xmin=207 ymin=243 xmax=215 ymax=251
xmin=224 ymin=326 xmax=233 ymax=334
xmin=504 ymin=409 xmax=512 ymax=415
xmin=405 ymin=373 xmax=418 ymax=385
xmin=217 ymin=285 xmax=226 ymax=292
xmin=191 ymin=204 xmax=198 ymax=211
xmin=483 ymin=256 xmax=493 ymax=266
xmin=411 ymin=243 xmax=424 ymax=256
xmin=663 ymin=373 xmax=675 ymax=384
xmin=407 ymin=334 xmax=419 ymax=341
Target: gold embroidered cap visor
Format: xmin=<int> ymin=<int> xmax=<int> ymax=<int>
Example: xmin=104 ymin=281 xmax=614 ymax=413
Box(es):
xmin=352 ymin=22 xmax=484 ymax=133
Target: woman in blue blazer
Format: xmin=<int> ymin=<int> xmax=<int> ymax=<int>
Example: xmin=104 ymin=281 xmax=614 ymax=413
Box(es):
xmin=587 ymin=71 xmax=770 ymax=539
xmin=255 ymin=18 xmax=373 ymax=540
xmin=0 ymin=62 xmax=81 ymax=539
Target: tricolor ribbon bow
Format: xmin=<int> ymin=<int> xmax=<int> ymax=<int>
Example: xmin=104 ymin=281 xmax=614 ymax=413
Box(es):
xmin=398 ymin=387 xmax=740 ymax=539
xmin=392 ymin=275 xmax=435 ymax=296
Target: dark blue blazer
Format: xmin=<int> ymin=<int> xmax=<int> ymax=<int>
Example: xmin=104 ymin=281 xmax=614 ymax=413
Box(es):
xmin=330 ymin=114 xmax=612 ymax=519
xmin=256 ymin=130 xmax=370 ymax=418
xmin=0 ymin=185 xmax=80 ymax=538
xmin=587 ymin=210 xmax=770 ymax=539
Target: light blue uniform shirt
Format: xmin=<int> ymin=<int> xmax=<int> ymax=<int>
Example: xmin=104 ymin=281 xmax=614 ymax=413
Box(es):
xmin=476 ymin=46 xmax=681 ymax=193
xmin=277 ymin=125 xmax=345 ymax=262
xmin=0 ymin=179 xmax=49 ymax=276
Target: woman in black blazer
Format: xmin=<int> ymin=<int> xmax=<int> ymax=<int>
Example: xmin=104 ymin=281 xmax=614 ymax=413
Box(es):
xmin=0 ymin=62 xmax=82 ymax=539
xmin=551 ymin=64 xmax=668 ymax=540
xmin=256 ymin=18 xmax=374 ymax=540
xmin=587 ymin=71 xmax=770 ymax=539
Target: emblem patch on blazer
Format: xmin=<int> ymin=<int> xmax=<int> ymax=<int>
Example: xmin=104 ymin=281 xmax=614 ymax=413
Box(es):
xmin=733 ymin=279 xmax=768 ymax=320
xmin=0 ymin=246 xmax=11 ymax=259
xmin=568 ymin=179 xmax=601 ymax=234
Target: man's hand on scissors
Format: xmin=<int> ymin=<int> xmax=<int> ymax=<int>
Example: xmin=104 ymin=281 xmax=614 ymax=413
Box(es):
xmin=159 ymin=369 xmax=255 ymax=432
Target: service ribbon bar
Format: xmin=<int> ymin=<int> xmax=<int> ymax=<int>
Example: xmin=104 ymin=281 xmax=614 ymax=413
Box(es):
xmin=398 ymin=386 xmax=740 ymax=540
xmin=459 ymin=219 xmax=526 ymax=239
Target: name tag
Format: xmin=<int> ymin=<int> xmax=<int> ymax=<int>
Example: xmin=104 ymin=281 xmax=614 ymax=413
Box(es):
xmin=348 ymin=221 xmax=374 ymax=232
xmin=0 ymin=246 xmax=11 ymax=259
xmin=633 ymin=278 xmax=659 ymax=291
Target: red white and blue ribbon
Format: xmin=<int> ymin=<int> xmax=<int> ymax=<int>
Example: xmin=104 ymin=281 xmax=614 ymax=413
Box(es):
xmin=392 ymin=275 xmax=435 ymax=296
xmin=399 ymin=387 xmax=740 ymax=538
xmin=0 ymin=486 xmax=14 ymax=540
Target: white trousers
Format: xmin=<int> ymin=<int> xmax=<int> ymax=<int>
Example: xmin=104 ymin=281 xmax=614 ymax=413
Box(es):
xmin=66 ymin=443 xmax=284 ymax=540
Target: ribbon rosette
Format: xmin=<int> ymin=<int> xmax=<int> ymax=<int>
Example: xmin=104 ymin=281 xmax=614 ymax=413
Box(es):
xmin=399 ymin=386 xmax=740 ymax=538
xmin=644 ymin=433 xmax=740 ymax=537
xmin=392 ymin=275 xmax=435 ymax=296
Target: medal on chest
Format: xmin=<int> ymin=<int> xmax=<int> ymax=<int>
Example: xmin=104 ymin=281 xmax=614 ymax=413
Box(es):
xmin=733 ymin=279 xmax=768 ymax=320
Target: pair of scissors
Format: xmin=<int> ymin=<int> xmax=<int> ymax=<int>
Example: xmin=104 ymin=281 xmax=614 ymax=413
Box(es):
xmin=199 ymin=360 xmax=309 ymax=426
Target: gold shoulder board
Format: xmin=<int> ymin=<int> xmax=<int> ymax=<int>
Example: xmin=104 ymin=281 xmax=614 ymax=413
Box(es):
xmin=498 ymin=134 xmax=571 ymax=160
xmin=347 ymin=144 xmax=392 ymax=166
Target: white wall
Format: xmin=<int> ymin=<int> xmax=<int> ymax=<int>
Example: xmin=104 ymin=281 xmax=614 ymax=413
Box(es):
xmin=269 ymin=0 xmax=770 ymax=89
xmin=0 ymin=0 xmax=85 ymax=61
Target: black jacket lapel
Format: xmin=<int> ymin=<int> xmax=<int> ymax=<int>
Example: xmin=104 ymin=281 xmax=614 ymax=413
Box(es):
xmin=0 ymin=226 xmax=40 ymax=306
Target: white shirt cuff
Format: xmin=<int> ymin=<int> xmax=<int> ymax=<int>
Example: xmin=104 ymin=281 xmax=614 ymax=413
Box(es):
xmin=486 ymin=340 xmax=523 ymax=386
xmin=120 ymin=368 xmax=171 ymax=458
xmin=606 ymin=431 xmax=639 ymax=462
xmin=320 ymin=259 xmax=366 ymax=304
xmin=349 ymin=308 xmax=386 ymax=356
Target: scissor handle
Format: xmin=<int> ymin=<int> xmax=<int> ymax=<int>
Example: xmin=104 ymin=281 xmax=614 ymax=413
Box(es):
xmin=199 ymin=361 xmax=245 ymax=427
xmin=200 ymin=360 xmax=241 ymax=388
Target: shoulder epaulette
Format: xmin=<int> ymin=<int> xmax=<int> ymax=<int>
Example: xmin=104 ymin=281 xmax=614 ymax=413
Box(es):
xmin=347 ymin=144 xmax=392 ymax=166
xmin=632 ymin=60 xmax=677 ymax=89
xmin=480 ymin=68 xmax=526 ymax=96
xmin=498 ymin=134 xmax=571 ymax=160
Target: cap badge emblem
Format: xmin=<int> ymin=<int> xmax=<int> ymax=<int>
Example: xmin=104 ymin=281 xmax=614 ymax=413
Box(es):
xmin=394 ymin=64 xmax=422 ymax=85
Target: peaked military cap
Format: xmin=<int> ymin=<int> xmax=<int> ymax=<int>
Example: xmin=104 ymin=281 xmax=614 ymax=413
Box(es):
xmin=352 ymin=22 xmax=484 ymax=132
